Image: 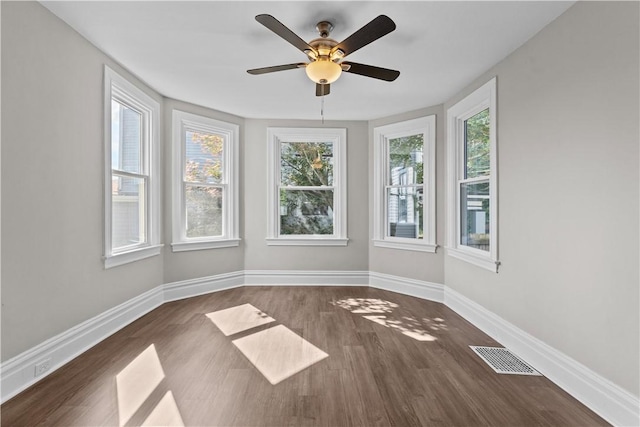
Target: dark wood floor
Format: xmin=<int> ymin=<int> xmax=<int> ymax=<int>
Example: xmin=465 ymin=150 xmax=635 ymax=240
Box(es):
xmin=1 ymin=286 xmax=607 ymax=426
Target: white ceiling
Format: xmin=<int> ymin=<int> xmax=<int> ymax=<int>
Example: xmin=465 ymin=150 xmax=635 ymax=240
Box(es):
xmin=41 ymin=1 xmax=574 ymax=121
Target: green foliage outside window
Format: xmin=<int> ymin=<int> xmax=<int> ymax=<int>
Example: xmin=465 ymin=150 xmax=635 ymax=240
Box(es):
xmin=461 ymin=110 xmax=491 ymax=250
xmin=185 ymin=132 xmax=224 ymax=238
xmin=464 ymin=109 xmax=490 ymax=178
xmin=389 ymin=134 xmax=423 ymax=184
xmin=387 ymin=134 xmax=424 ymax=238
xmin=280 ymin=142 xmax=334 ymax=235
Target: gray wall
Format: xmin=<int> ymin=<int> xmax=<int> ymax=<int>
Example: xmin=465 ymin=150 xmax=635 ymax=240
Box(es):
xmin=1 ymin=2 xmax=165 ymax=360
xmin=243 ymin=119 xmax=369 ymax=272
xmin=443 ymin=1 xmax=639 ymax=396
xmin=2 ymin=0 xmax=638 ymax=403
xmin=162 ymin=99 xmax=245 ymax=283
xmin=368 ymin=105 xmax=445 ymax=284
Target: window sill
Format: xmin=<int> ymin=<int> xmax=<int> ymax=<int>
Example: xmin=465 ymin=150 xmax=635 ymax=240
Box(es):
xmin=171 ymin=239 xmax=241 ymax=252
xmin=266 ymin=237 xmax=349 ymax=246
xmin=446 ymin=247 xmax=499 ymax=272
xmin=373 ymin=239 xmax=438 ymax=253
xmin=104 ymin=244 xmax=163 ymax=269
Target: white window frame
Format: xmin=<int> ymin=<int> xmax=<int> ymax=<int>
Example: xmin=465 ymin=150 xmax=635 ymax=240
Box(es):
xmin=373 ymin=116 xmax=437 ymax=252
xmin=103 ymin=66 xmax=161 ymax=268
xmin=266 ymin=127 xmax=348 ymax=246
xmin=446 ymin=77 xmax=499 ymax=272
xmin=171 ymin=110 xmax=239 ymax=252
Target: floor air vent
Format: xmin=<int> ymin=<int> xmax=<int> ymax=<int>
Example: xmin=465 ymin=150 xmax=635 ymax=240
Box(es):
xmin=470 ymin=346 xmax=541 ymax=376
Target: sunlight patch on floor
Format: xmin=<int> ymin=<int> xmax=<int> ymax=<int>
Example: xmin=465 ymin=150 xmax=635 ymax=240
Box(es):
xmin=332 ymin=297 xmax=399 ymax=313
xmin=334 ymin=297 xmax=444 ymax=342
xmin=206 ymin=303 xmax=276 ymax=336
xmin=363 ymin=315 xmax=437 ymax=341
xmin=141 ymin=391 xmax=185 ymax=427
xmin=116 ymin=344 xmax=165 ymax=426
xmin=232 ymin=324 xmax=328 ymax=385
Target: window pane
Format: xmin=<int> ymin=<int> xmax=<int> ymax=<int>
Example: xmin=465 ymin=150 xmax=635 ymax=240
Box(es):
xmin=111 ymin=100 xmax=142 ymax=174
xmin=186 ymin=131 xmax=223 ymax=184
xmin=280 ymin=189 xmax=333 ymax=235
xmin=280 ymin=142 xmax=333 ymax=186
xmin=112 ymin=175 xmax=146 ymax=250
xmin=464 ymin=108 xmax=490 ymax=179
xmin=389 ymin=134 xmax=423 ymax=185
xmin=460 ymin=180 xmax=490 ymax=251
xmin=185 ymin=185 xmax=222 ymax=238
xmin=387 ymin=186 xmax=423 ymax=239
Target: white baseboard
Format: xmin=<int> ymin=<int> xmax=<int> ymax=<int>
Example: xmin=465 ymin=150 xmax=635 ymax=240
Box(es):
xmin=0 ymin=270 xmax=362 ymax=403
xmin=163 ymin=271 xmax=244 ymax=302
xmin=0 ymin=285 xmax=165 ymax=403
xmin=444 ymin=286 xmax=640 ymax=427
xmin=369 ymin=271 xmax=444 ymax=303
xmin=244 ymin=269 xmax=369 ymax=286
xmin=2 ymin=270 xmax=637 ymax=427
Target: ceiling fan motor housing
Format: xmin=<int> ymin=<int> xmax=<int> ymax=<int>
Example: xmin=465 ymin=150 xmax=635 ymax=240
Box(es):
xmin=316 ymin=21 xmax=333 ymax=38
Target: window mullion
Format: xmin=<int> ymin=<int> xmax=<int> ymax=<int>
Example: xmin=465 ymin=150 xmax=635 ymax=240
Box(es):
xmin=112 ymin=169 xmax=147 ymax=180
xmin=460 ymin=175 xmax=490 ymax=185
xmin=280 ymin=185 xmax=334 ymax=191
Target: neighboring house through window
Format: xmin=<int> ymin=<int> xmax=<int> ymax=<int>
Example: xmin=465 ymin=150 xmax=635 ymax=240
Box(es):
xmin=373 ymin=116 xmax=437 ymax=252
xmin=446 ymin=77 xmax=499 ymax=272
xmin=171 ymin=110 xmax=239 ymax=251
xmin=104 ymin=66 xmax=161 ymax=268
xmin=267 ymin=127 xmax=348 ymax=246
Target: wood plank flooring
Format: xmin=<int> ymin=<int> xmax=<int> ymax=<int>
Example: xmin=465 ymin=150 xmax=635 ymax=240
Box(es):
xmin=1 ymin=286 xmax=608 ymax=426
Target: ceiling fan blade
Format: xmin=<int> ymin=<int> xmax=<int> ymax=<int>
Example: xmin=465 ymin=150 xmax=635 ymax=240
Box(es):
xmin=255 ymin=14 xmax=315 ymax=54
xmin=342 ymin=62 xmax=400 ymax=81
xmin=315 ymin=83 xmax=330 ymax=96
xmin=247 ymin=63 xmax=305 ymax=75
xmin=331 ymin=15 xmax=396 ymax=58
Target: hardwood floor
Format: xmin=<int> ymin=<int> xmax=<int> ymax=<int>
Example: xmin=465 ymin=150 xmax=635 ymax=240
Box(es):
xmin=1 ymin=286 xmax=608 ymax=426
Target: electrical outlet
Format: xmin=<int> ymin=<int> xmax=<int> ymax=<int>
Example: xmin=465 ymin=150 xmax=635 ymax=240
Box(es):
xmin=34 ymin=358 xmax=52 ymax=377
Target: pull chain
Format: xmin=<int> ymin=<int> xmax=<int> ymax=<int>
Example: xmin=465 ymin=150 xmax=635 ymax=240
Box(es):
xmin=320 ymin=94 xmax=325 ymax=124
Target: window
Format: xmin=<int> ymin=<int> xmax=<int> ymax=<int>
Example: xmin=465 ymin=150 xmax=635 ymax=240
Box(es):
xmin=171 ymin=111 xmax=239 ymax=251
xmin=267 ymin=127 xmax=347 ymax=246
xmin=104 ymin=66 xmax=161 ymax=268
xmin=373 ymin=116 xmax=437 ymax=252
xmin=446 ymin=77 xmax=499 ymax=272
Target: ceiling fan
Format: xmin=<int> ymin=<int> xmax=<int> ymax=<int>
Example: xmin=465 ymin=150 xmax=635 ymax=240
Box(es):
xmin=247 ymin=14 xmax=400 ymax=96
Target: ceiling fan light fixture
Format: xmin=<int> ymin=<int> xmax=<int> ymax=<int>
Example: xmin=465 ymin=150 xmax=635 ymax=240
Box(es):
xmin=305 ymin=58 xmax=342 ymax=84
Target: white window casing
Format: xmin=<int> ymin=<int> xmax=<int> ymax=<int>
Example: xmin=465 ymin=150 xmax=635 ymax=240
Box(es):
xmin=171 ymin=110 xmax=239 ymax=252
xmin=373 ymin=116 xmax=437 ymax=252
xmin=446 ymin=77 xmax=499 ymax=272
xmin=103 ymin=66 xmax=162 ymax=268
xmin=266 ymin=127 xmax=348 ymax=246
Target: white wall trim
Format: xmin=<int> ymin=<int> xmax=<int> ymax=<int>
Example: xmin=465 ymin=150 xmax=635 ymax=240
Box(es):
xmin=264 ymin=238 xmax=349 ymax=247
xmin=244 ymin=270 xmax=369 ymax=286
xmin=0 ymin=270 xmax=361 ymax=403
xmin=369 ymin=271 xmax=444 ymax=303
xmin=2 ymin=271 xmax=637 ymax=427
xmin=445 ymin=77 xmax=499 ymax=272
xmin=163 ymin=271 xmax=244 ymax=302
xmin=103 ymin=66 xmax=162 ymax=268
xmin=444 ymin=286 xmax=640 ymax=427
xmin=266 ymin=127 xmax=348 ymax=242
xmin=0 ymin=285 xmax=165 ymax=403
xmin=372 ymin=115 xmax=437 ymax=249
xmin=171 ymin=110 xmax=240 ymax=249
